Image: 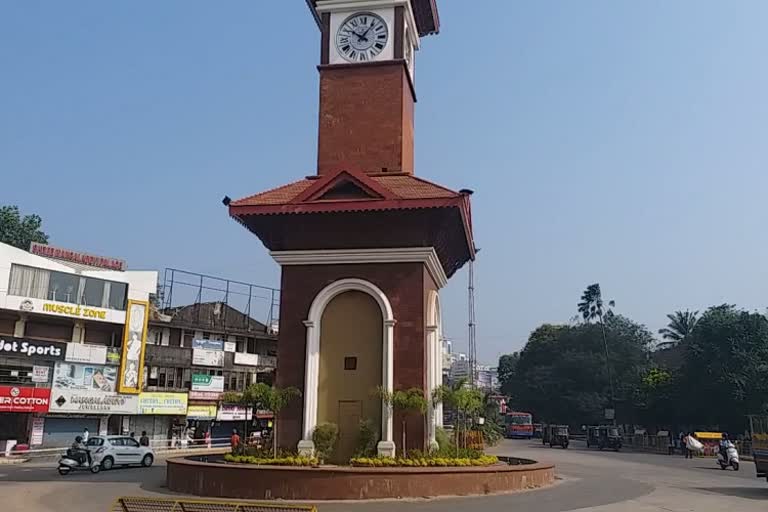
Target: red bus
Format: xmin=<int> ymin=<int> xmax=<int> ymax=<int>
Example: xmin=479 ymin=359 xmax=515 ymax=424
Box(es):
xmin=505 ymin=411 xmax=534 ymax=439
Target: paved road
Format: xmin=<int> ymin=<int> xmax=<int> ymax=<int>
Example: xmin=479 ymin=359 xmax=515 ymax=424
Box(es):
xmin=0 ymin=440 xmax=765 ymax=511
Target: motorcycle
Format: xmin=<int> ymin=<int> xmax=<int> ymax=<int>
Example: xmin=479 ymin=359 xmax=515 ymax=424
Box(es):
xmin=717 ymin=441 xmax=740 ymax=471
xmin=58 ymin=449 xmax=100 ymax=475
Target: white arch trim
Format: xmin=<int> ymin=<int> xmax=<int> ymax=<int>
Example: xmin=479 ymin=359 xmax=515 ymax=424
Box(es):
xmin=297 ymin=278 xmax=396 ymax=458
xmin=426 ymin=290 xmax=443 ymax=450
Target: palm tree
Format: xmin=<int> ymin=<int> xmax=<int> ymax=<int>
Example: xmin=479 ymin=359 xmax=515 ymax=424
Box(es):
xmin=577 ymin=283 xmax=616 ymax=416
xmin=658 ymin=310 xmax=699 ymax=345
xmin=224 ymin=383 xmax=301 ymax=458
xmin=377 ymin=387 xmax=428 ymax=457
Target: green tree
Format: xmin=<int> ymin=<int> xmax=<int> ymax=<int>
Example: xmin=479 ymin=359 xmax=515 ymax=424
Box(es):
xmin=432 ymin=380 xmax=484 ymax=453
xmin=377 ymin=387 xmax=428 ymax=457
xmin=0 ymin=205 xmax=49 ymax=250
xmin=658 ymin=310 xmax=699 ymax=345
xmin=223 ymin=383 xmax=301 ymax=457
xmin=497 ymin=352 xmax=519 ymax=397
xmin=679 ymin=305 xmax=768 ymax=431
xmin=577 ymin=283 xmax=617 ymax=414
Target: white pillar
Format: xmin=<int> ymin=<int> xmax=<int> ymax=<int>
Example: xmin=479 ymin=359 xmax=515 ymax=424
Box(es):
xmin=377 ymin=319 xmax=396 ymax=457
xmin=297 ymin=320 xmax=318 ymax=457
xmin=426 ymin=324 xmax=439 ymax=451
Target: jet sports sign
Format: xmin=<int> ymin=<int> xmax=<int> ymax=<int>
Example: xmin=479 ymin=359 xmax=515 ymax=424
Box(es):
xmin=0 ymin=337 xmax=66 ymax=360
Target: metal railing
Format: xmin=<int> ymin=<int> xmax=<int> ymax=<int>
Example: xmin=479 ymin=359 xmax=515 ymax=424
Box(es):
xmin=110 ymin=497 xmax=316 ymax=512
xmin=2 ymin=437 xmax=234 ymax=460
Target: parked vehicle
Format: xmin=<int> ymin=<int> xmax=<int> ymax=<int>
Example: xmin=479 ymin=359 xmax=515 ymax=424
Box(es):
xmin=748 ymin=415 xmax=768 ymax=483
xmin=504 ymin=411 xmax=534 ymax=439
xmin=544 ymin=425 xmax=569 ymax=449
xmin=59 ymin=436 xmax=154 ymax=476
xmin=586 ymin=425 xmax=622 ymax=451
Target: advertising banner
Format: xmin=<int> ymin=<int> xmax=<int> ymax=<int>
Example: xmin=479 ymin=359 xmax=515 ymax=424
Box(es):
xmin=192 ymin=339 xmax=224 ymax=351
xmin=32 ymin=365 xmax=50 ymax=383
xmin=192 ymin=349 xmax=224 ymax=367
xmin=48 ymin=389 xmax=139 ymax=414
xmin=234 ymin=352 xmax=259 ymax=367
xmin=187 ymin=404 xmax=218 ymax=419
xmin=53 ymin=362 xmax=118 ymax=392
xmin=216 ymin=405 xmax=252 ymax=421
xmin=31 ymin=418 xmax=45 ymax=446
xmin=0 ymin=386 xmax=51 ymax=413
xmin=188 ymin=391 xmax=222 ymax=401
xmin=137 ymin=392 xmax=188 ymax=415
xmin=0 ymin=337 xmax=66 ymax=360
xmin=65 ymin=343 xmax=107 ymax=365
xmin=191 ymin=374 xmax=224 ymax=392
xmin=106 ymin=347 xmax=121 ymax=365
xmin=118 ymin=300 xmax=149 ymax=394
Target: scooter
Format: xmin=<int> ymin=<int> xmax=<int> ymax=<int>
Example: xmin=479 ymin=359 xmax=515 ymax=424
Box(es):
xmin=717 ymin=442 xmax=740 ymax=471
xmin=58 ymin=450 xmax=100 ymax=475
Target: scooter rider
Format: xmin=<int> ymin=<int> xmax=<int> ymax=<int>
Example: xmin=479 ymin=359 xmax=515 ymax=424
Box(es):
xmin=70 ymin=436 xmax=89 ymax=466
xmin=719 ymin=433 xmax=734 ymax=459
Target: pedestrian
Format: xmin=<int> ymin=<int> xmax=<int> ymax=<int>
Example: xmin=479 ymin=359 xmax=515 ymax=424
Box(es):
xmin=204 ymin=429 xmax=211 ymax=449
xmin=82 ymin=427 xmax=89 ymax=443
xmin=684 ymin=432 xmax=694 ymax=459
xmin=231 ymin=429 xmax=241 ymax=454
xmin=139 ymin=431 xmax=150 ymax=447
xmin=129 ymin=431 xmax=136 ymax=440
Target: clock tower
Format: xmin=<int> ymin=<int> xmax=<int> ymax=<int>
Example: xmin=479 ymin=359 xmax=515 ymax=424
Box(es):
xmin=313 ymin=0 xmax=424 ymax=175
xmin=229 ymin=0 xmax=474 ymax=459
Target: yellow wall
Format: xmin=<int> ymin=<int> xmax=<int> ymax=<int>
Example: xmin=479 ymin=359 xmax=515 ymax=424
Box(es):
xmin=317 ymin=291 xmax=383 ymax=439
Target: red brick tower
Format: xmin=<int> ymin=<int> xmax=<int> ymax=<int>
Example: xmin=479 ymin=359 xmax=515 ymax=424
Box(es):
xmin=229 ymin=0 xmax=475 ymax=458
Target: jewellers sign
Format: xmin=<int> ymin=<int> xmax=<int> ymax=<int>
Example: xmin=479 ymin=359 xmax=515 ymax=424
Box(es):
xmin=0 ymin=337 xmax=66 ymax=360
xmin=48 ymin=389 xmax=139 ymax=415
xmin=0 ymin=386 xmax=52 ymax=413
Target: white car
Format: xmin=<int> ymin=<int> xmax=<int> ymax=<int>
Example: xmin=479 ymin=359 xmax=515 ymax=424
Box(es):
xmin=86 ymin=435 xmax=154 ymax=470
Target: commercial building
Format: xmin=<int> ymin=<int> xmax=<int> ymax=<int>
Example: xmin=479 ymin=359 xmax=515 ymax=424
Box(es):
xmin=0 ymin=242 xmax=157 ymax=450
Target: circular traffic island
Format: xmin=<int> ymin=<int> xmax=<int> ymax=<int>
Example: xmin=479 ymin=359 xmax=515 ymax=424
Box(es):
xmin=166 ymin=455 xmax=555 ymax=500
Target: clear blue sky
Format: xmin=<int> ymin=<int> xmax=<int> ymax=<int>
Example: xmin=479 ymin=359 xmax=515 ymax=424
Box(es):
xmin=2 ymin=1 xmax=767 ymax=364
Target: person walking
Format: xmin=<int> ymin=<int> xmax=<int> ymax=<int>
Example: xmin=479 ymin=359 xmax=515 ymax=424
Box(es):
xmin=684 ymin=432 xmax=694 ymax=459
xmin=231 ymin=429 xmax=242 ymax=454
xmin=82 ymin=428 xmax=90 ymax=443
xmin=139 ymin=431 xmax=150 ymax=447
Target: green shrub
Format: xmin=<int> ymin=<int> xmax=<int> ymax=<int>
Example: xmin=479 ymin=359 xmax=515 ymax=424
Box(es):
xmin=435 ymin=427 xmax=451 ymax=452
xmin=224 ymin=453 xmax=318 ymax=466
xmin=349 ymin=454 xmax=497 ymax=468
xmin=354 ymin=419 xmax=379 ymax=458
xmin=312 ymin=423 xmax=339 ymax=463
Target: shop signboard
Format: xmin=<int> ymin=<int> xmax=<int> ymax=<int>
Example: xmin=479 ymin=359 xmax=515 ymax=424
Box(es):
xmin=216 ymin=405 xmax=252 ymax=421
xmin=118 ymin=300 xmax=149 ymax=394
xmin=0 ymin=337 xmax=66 ymax=360
xmin=137 ymin=392 xmax=188 ymax=415
xmin=31 ymin=417 xmax=45 ymax=446
xmin=188 ymin=391 xmax=222 ymax=401
xmin=53 ymin=362 xmax=118 ymax=392
xmin=29 ymin=242 xmax=126 ymax=271
xmin=224 ymin=341 xmax=236 ymax=353
xmin=48 ymin=389 xmax=139 ymax=415
xmin=192 ymin=340 xmax=224 ymax=367
xmin=31 ymin=365 xmax=50 ymax=383
xmin=4 ymin=296 xmax=126 ymax=324
xmin=0 ymin=386 xmax=51 ymax=413
xmin=65 ymin=343 xmax=107 ymax=365
xmin=187 ymin=404 xmax=218 ymax=419
xmin=191 ymin=374 xmax=224 ymax=392
xmin=234 ymin=352 xmax=260 ymax=367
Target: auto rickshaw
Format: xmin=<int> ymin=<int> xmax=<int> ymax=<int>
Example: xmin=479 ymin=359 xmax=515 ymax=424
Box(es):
xmin=549 ymin=425 xmax=569 ymax=449
xmin=587 ymin=425 xmax=622 ymax=451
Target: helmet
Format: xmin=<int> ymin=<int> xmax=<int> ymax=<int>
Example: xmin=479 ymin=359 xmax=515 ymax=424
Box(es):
xmin=75 ymin=436 xmax=83 ymax=443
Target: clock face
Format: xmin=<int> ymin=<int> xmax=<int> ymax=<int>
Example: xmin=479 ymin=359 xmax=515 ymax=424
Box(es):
xmin=336 ymin=12 xmax=389 ymax=63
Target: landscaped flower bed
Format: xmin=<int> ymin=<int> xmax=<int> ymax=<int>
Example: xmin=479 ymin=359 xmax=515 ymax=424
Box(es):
xmin=350 ymin=454 xmax=498 ymax=467
xmin=224 ymin=454 xmax=318 ymax=466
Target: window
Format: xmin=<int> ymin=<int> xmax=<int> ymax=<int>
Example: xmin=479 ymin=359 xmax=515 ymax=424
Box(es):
xmin=124 ymin=438 xmax=140 ymax=448
xmin=87 ymin=438 xmax=104 ymax=447
xmin=202 ymin=332 xmax=210 ymax=340
xmin=81 ymin=277 xmax=105 ymax=307
xmin=8 ymin=265 xmax=49 ymax=299
xmin=247 ymin=338 xmax=257 ymax=354
xmin=158 ymin=368 xmax=166 ymax=388
xmin=107 ymin=282 xmax=128 ymax=310
xmin=48 ymin=271 xmax=80 ymax=303
xmin=166 ymin=368 xmax=175 ymax=388
xmin=182 ymin=330 xmax=194 ymax=348
xmin=236 ymin=336 xmax=246 ymax=353
xmin=182 ymin=369 xmax=191 ymax=389
xmin=110 ymin=438 xmax=124 ymax=447
xmin=344 ymin=357 xmax=357 ymax=370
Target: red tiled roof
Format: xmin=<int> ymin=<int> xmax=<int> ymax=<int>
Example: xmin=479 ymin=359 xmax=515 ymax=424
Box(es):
xmin=231 ymin=173 xmax=459 ymax=207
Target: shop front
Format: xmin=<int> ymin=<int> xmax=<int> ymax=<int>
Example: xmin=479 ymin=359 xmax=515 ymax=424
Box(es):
xmin=123 ymin=392 xmax=188 ymax=446
xmin=0 ymin=385 xmax=51 ymax=453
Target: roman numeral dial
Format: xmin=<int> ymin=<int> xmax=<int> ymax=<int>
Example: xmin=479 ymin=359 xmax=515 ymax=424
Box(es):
xmin=335 ymin=12 xmax=389 ymax=63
